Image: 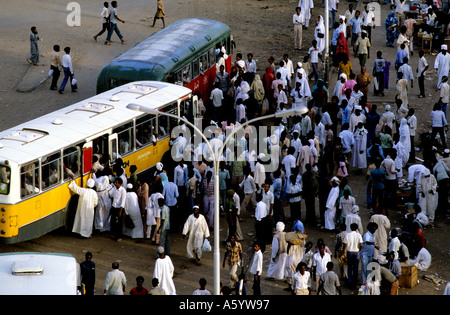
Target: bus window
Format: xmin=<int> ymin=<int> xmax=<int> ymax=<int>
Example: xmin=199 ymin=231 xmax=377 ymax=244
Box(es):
xmin=21 ymin=160 xmax=39 ymax=198
xmin=113 ymin=121 xmax=134 ymax=156
xmin=192 ymin=59 xmax=200 ymax=79
xmin=42 ymin=152 xmax=61 ymax=190
xmin=136 ymin=114 xmax=156 ymax=147
xmin=209 ymin=48 xmax=216 ymax=67
xmin=182 ymin=64 xmax=191 ymax=86
xmin=0 ymin=164 xmax=11 ymax=195
xmin=175 ymin=70 xmax=183 ymax=86
xmin=63 ymin=145 xmax=80 ymax=180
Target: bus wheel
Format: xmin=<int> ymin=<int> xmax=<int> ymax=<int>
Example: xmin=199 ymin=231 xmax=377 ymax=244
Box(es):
xmin=63 ymin=195 xmax=79 ymax=233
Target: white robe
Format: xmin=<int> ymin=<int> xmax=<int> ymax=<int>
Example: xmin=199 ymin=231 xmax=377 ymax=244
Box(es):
xmin=153 ymin=256 xmax=176 ymax=295
xmin=325 ymin=186 xmax=340 ymax=230
xmin=409 ymin=247 xmax=431 ymax=271
xmin=351 ymin=127 xmax=368 ymax=169
xmin=182 ymin=214 xmax=210 ymax=259
xmin=124 ymin=192 xmax=144 ymax=239
xmin=93 ymin=175 xmax=111 ymax=232
xmin=267 ymin=232 xmax=288 ymax=279
xmin=345 ymin=213 xmax=363 ymax=235
xmin=69 ymin=181 xmax=98 ymax=238
xmin=396 ymin=79 xmax=409 ymax=107
xmin=417 ymin=172 xmax=438 ymax=222
xmin=285 ymin=243 xmax=304 ymax=280
xmin=146 ymin=192 xmax=163 ymax=226
xmin=315 ymin=16 xmax=325 ymax=53
xmin=434 ymin=52 xmax=450 ymax=88
xmin=369 ymin=214 xmax=391 ymax=257
xmin=299 ymin=0 xmax=314 ymax=27
xmin=399 ymin=118 xmax=411 ymax=155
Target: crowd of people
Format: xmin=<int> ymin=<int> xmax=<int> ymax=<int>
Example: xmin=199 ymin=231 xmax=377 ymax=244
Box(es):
xmin=58 ymin=0 xmax=450 ymax=296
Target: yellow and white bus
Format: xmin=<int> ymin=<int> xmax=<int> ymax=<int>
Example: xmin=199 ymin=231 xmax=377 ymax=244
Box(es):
xmin=0 ymin=81 xmax=194 ymax=244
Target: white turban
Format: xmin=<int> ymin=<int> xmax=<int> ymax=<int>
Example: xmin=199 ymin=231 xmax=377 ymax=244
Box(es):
xmin=442 ymin=44 xmax=448 ymax=50
xmin=276 ymin=221 xmax=285 ymax=232
xmin=340 ymin=73 xmax=347 ymax=80
xmin=127 ymin=183 xmax=133 ymax=189
xmin=87 ymin=178 xmax=95 ymax=188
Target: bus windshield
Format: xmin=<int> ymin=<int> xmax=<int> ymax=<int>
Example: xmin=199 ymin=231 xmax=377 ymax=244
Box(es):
xmin=0 ymin=164 xmax=11 ymax=195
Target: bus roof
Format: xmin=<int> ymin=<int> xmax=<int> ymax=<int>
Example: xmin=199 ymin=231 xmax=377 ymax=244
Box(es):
xmin=0 ymin=81 xmax=191 ymax=166
xmin=0 ymin=252 xmax=79 ymax=295
xmin=97 ymin=18 xmax=231 ymax=86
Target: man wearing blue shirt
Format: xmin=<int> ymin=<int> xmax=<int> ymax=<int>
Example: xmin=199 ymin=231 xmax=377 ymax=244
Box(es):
xmin=349 ymin=10 xmax=362 ymax=55
xmin=360 ymin=222 xmax=379 ymax=284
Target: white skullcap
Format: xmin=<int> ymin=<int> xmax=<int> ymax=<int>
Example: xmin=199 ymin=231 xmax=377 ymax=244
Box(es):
xmin=127 ymin=183 xmax=133 ymax=189
xmin=156 ymin=162 xmax=163 ymax=171
xmin=355 ymin=105 xmax=362 ymax=111
xmin=351 ymin=205 xmax=359 ymax=214
xmin=385 ymin=104 xmax=391 ymax=111
xmin=276 ymin=221 xmax=285 ymax=232
xmin=444 ymin=149 xmax=450 ymax=154
xmin=442 ymin=44 xmax=448 ymax=50
xmin=157 ymin=246 xmax=165 ymax=254
xmin=87 ymin=178 xmax=95 ymax=188
xmin=297 ymin=62 xmax=302 ymax=68
xmin=331 ymin=176 xmax=341 ymax=184
xmin=340 ymin=73 xmax=347 ymax=80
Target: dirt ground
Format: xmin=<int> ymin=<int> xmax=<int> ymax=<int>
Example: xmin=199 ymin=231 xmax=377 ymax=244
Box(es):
xmin=0 ymin=0 xmax=448 ymax=296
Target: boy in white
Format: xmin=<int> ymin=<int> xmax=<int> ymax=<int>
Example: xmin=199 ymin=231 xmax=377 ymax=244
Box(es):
xmin=291 ymin=262 xmax=311 ymax=295
xmin=250 ymin=242 xmax=263 ymax=295
xmin=343 ymin=223 xmax=363 ymax=288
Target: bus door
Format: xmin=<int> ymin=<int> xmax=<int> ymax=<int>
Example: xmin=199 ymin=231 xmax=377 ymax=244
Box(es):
xmin=108 ymin=134 xmax=118 ymax=165
xmin=81 ymin=142 xmax=93 ymax=186
xmin=190 ymin=94 xmax=199 ymax=127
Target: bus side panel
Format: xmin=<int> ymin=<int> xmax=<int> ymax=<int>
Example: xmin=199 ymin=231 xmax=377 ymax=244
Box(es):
xmin=120 ymin=137 xmax=170 ymax=179
xmin=0 ymin=177 xmax=83 ymax=244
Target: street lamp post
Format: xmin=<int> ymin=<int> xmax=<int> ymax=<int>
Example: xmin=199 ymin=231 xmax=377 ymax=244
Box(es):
xmin=127 ymin=103 xmax=307 ymax=294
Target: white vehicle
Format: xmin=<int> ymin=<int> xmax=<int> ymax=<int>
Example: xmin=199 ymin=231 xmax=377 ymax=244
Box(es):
xmin=0 ymin=252 xmax=80 ymax=295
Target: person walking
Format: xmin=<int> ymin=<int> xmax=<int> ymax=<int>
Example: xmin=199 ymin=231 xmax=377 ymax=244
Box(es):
xmin=317 ymin=262 xmax=342 ymax=295
xmin=182 ymin=206 xmax=210 ymax=266
xmin=342 ymin=223 xmax=363 ymax=289
xmin=93 ymin=2 xmax=110 ymax=42
xmin=49 ymin=45 xmax=61 ymax=90
xmin=222 ymin=235 xmax=243 ymax=288
xmin=104 ymin=261 xmax=127 ymax=295
xmin=27 ymin=26 xmax=40 ymax=65
xmin=158 ymin=197 xmax=171 ymax=255
xmin=79 ymin=252 xmax=96 ymax=295
xmin=108 ymin=177 xmax=127 ymax=242
xmin=250 ymin=241 xmax=263 ymax=295
xmin=153 ymin=246 xmax=176 ymax=295
xmin=105 ymin=1 xmax=126 ymax=45
xmin=58 ymin=47 xmax=77 ymax=94
xmin=152 ymin=0 xmax=166 ymax=28
xmin=129 ymin=276 xmax=149 ymax=295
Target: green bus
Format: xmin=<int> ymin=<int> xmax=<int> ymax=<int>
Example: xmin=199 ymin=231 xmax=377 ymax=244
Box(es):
xmin=96 ymin=18 xmax=233 ymax=103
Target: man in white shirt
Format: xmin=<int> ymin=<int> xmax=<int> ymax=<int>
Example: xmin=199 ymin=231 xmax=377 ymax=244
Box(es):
xmin=245 ymin=53 xmax=257 ymax=74
xmin=299 ymin=0 xmax=314 ymax=28
xmin=361 ymin=5 xmax=375 ymax=58
xmin=439 ymin=76 xmax=449 ymax=119
xmin=293 ymin=7 xmax=305 ymax=49
xmin=94 ymin=2 xmax=110 ymax=42
xmin=250 ymin=241 xmax=263 ymax=295
xmin=276 ymin=60 xmax=290 ymax=88
xmin=328 ymin=0 xmax=339 ymax=28
xmin=291 ymin=262 xmax=311 ymax=295
xmin=58 ymin=47 xmax=76 ymax=94
xmin=109 ymin=177 xmax=127 ymax=241
xmin=343 ymin=223 xmax=363 ymax=288
xmin=312 ymin=243 xmax=332 ymax=292
xmin=210 ymin=82 xmax=223 ymax=120
xmin=104 ymin=261 xmax=127 ymax=295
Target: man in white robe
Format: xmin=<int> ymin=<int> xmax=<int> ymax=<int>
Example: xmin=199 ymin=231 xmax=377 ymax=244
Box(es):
xmin=370 ymin=213 xmax=391 ymax=257
xmin=92 ymin=172 xmax=111 ymax=232
xmin=325 ymin=177 xmax=341 ymax=230
xmin=351 ymin=122 xmax=368 ymax=170
xmin=124 ymin=184 xmax=144 ymax=239
xmin=182 ymin=206 xmax=210 ymax=265
xmin=407 ymin=164 xmax=428 ymax=200
xmin=409 ymin=247 xmax=431 ymax=271
xmin=267 ymin=222 xmax=288 ymax=280
xmin=153 ymin=246 xmax=176 ymax=295
xmin=299 ymin=0 xmax=314 ymax=28
xmin=69 ymin=178 xmax=98 ymax=238
xmin=434 ymin=45 xmax=450 ymax=89
xmin=417 ymin=168 xmax=438 ymax=223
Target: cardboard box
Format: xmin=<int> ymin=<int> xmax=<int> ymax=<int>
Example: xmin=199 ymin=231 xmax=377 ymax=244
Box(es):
xmin=399 ymin=263 xmax=418 ymax=288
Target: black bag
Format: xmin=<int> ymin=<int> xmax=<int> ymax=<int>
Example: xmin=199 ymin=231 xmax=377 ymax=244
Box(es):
xmin=317 ymin=32 xmax=324 ymax=38
xmin=124 ymin=214 xmax=135 ymax=229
